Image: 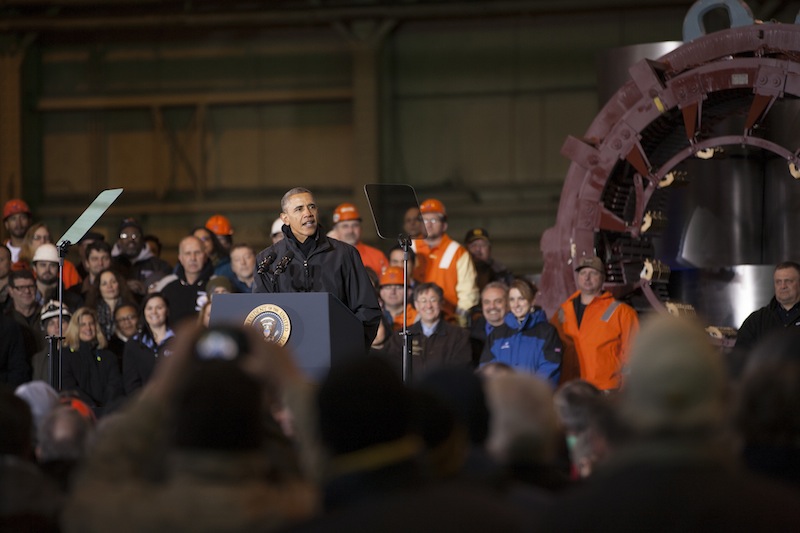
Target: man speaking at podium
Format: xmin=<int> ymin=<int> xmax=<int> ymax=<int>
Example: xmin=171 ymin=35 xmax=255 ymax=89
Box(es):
xmin=254 ymin=187 xmax=382 ymax=349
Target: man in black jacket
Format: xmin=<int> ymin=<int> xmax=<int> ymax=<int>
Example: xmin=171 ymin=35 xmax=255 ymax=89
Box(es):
xmin=254 ymin=187 xmax=381 ymax=349
xmin=155 ymin=235 xmax=213 ymax=324
xmin=735 ymin=261 xmax=800 ymax=370
xmin=111 ymin=217 xmax=172 ymax=294
xmin=0 ymin=312 xmax=30 ymax=386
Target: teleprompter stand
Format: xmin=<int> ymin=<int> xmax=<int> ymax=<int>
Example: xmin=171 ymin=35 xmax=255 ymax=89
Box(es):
xmin=49 ymin=188 xmax=123 ymax=390
xmin=364 ymin=184 xmax=426 ymax=383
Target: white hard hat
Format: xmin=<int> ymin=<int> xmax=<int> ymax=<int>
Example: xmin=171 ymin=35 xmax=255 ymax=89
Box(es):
xmin=41 ymin=300 xmax=71 ymax=323
xmin=33 ymin=243 xmax=59 ymax=263
xmin=271 ymin=217 xmax=284 ymax=237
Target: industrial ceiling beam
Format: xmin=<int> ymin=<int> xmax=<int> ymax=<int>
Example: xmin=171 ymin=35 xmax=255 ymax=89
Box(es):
xmin=0 ymin=1 xmax=696 ymax=33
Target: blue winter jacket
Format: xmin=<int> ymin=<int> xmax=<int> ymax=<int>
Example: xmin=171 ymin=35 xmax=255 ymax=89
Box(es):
xmin=480 ymin=308 xmax=562 ymax=385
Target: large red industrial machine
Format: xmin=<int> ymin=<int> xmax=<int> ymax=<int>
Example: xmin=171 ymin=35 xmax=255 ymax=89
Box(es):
xmin=540 ymin=0 xmax=800 ymax=342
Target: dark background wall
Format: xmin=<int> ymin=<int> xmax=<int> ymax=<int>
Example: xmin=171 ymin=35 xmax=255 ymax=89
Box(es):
xmin=2 ymin=0 xmax=796 ymax=269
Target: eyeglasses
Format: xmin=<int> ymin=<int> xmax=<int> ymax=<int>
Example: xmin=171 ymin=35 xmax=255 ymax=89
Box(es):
xmin=12 ymin=284 xmax=35 ymax=292
xmin=422 ymin=218 xmax=442 ymax=225
xmin=116 ymin=314 xmax=137 ymax=323
xmin=119 ymin=232 xmax=140 ymax=241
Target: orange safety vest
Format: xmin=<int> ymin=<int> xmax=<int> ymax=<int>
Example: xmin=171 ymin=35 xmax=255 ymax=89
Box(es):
xmin=355 ymin=242 xmax=389 ymax=276
xmin=389 ymin=304 xmax=418 ymax=331
xmin=411 ymin=233 xmax=478 ymax=317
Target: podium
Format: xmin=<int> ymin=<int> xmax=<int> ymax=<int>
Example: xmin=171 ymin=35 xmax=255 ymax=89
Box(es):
xmin=208 ymin=292 xmax=366 ymax=379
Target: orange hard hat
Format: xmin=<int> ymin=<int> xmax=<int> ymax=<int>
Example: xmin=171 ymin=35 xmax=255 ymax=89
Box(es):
xmin=59 ymin=396 xmax=97 ymax=423
xmin=332 ymin=203 xmax=361 ymax=224
xmin=3 ymin=198 xmax=31 ymax=220
xmin=419 ymin=198 xmax=446 ymax=216
xmin=379 ymin=266 xmax=404 ymax=286
xmin=206 ymin=214 xmax=234 ymax=236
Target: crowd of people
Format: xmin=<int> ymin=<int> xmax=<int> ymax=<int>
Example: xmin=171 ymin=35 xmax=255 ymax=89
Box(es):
xmin=2 ymin=191 xmax=800 ymax=530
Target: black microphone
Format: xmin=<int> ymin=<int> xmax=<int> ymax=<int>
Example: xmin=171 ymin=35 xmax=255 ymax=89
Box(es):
xmin=273 ymin=250 xmax=295 ymax=275
xmin=257 ymin=252 xmax=277 ymax=275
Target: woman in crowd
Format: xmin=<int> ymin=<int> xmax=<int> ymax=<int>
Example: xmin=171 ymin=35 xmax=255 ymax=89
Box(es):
xmin=192 ymin=225 xmax=232 ymax=279
xmin=508 ymin=279 xmax=539 ymax=324
xmin=481 ymin=278 xmax=562 ymax=385
xmin=62 ymin=307 xmax=124 ymax=417
xmin=16 ymin=222 xmax=51 ymax=266
xmin=123 ymin=292 xmax=175 ymax=396
xmin=14 ymin=222 xmax=81 ymax=288
xmin=85 ymin=268 xmax=136 ymax=341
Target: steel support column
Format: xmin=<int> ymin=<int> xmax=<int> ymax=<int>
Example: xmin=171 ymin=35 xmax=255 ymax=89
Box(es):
xmin=339 ymin=19 xmax=395 ymax=241
xmin=0 ymin=39 xmax=24 ymax=203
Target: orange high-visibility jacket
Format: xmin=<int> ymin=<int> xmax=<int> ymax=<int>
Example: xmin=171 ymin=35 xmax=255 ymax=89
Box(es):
xmin=552 ymin=290 xmax=639 ymax=390
xmin=389 ymin=303 xmax=418 ymax=331
xmin=412 ymin=233 xmax=479 ymax=317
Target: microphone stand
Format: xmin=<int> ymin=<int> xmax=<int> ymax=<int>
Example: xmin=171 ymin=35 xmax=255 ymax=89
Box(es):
xmin=398 ymin=233 xmax=413 ymax=383
xmin=272 ymin=253 xmax=294 ymax=292
xmin=257 ymin=256 xmax=276 ymax=293
xmin=47 ymin=240 xmax=70 ymax=391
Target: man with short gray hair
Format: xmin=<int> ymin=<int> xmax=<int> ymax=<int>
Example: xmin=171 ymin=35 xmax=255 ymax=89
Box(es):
xmin=156 ymin=235 xmax=213 ymax=324
xmin=736 ymin=261 xmax=800 ymax=354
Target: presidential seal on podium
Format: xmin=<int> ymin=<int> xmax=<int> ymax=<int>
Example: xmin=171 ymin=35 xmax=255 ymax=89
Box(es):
xmin=244 ymin=304 xmax=291 ymax=346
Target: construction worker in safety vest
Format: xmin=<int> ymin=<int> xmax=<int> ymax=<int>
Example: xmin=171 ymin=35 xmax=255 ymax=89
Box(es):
xmin=331 ymin=202 xmax=389 ymax=276
xmin=551 ymin=255 xmax=639 ymax=391
xmin=379 ymin=266 xmax=417 ymax=331
xmin=411 ymin=198 xmax=478 ymax=327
